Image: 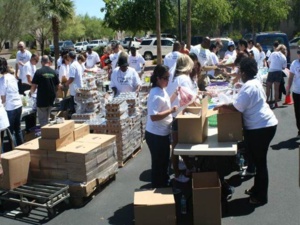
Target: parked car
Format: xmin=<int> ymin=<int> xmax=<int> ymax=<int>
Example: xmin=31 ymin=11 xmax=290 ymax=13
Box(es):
xmin=138 ymin=38 xmax=174 ymax=60
xmin=149 ymin=33 xmax=177 ymax=41
xmin=255 ymin=32 xmax=290 ymax=66
xmin=210 ymin=37 xmax=234 ymax=59
xmin=50 ymin=41 xmax=63 ymax=56
xmin=87 ymin=40 xmax=108 ymax=49
xmin=120 ymin=37 xmax=141 ymax=49
xmin=289 ymin=36 xmax=300 ymax=47
xmin=74 ymin=41 xmax=89 ymax=52
xmin=61 ymin=40 xmax=75 ymax=52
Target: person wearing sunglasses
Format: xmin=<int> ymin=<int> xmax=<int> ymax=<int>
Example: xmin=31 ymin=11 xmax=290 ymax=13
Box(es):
xmin=15 ymin=41 xmax=32 ymax=95
xmin=145 ymin=64 xmax=178 ymax=188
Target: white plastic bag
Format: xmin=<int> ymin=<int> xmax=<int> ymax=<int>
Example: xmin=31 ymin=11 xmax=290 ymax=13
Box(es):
xmin=178 ymin=86 xmax=196 ymax=107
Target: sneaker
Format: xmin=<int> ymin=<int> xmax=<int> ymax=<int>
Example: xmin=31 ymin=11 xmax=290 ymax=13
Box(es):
xmin=245 ymin=188 xmax=253 ymax=195
xmin=239 ymin=170 xmax=256 ymax=177
xmin=174 ymin=174 xmax=190 ymax=183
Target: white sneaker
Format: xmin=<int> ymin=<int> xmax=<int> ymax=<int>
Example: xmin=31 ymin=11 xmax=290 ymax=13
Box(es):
xmin=175 ymin=174 xmax=190 ymax=183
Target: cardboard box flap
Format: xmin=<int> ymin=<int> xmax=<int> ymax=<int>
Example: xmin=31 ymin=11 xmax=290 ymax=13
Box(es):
xmin=134 ymin=188 xmax=175 ymax=206
xmin=206 ymin=109 xmax=218 ymax=117
xmin=1 ymin=150 xmax=30 ymax=160
xmin=176 ymin=97 xmax=208 ymax=119
xmin=58 ymin=141 xmax=101 ymax=154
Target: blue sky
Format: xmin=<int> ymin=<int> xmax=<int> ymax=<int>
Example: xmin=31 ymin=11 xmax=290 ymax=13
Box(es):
xmin=73 ymin=0 xmax=105 ymax=19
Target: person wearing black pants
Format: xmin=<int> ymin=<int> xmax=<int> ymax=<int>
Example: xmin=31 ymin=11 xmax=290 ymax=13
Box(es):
xmin=145 ymin=65 xmax=178 ymax=188
xmin=216 ymin=58 xmax=278 ymax=205
xmin=286 ymin=51 xmax=300 ymax=137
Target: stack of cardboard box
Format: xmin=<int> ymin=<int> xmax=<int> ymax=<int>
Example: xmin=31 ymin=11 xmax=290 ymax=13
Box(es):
xmin=15 ymin=120 xmax=118 ymax=183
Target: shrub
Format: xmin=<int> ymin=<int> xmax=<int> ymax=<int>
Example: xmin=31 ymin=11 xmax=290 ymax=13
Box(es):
xmin=10 ymin=50 xmax=17 ymax=59
xmin=44 ymin=47 xmax=50 ymax=55
xmin=152 ymin=58 xmax=157 ymax=65
xmin=228 ymin=31 xmax=242 ymax=41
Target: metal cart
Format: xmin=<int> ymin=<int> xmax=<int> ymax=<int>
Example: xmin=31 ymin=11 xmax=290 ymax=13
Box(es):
xmin=0 ymin=183 xmax=70 ymax=218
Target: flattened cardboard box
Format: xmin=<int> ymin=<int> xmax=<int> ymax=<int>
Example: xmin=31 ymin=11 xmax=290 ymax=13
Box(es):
xmin=15 ymin=138 xmax=40 ymax=151
xmin=41 ymin=120 xmax=75 ymax=139
xmin=73 ymin=123 xmax=90 ymax=141
xmin=76 ymin=133 xmax=116 ymax=148
xmin=217 ymin=110 xmax=243 ymax=142
xmin=39 ymin=132 xmax=74 ymax=151
xmin=193 ymin=172 xmax=221 ymax=225
xmin=176 ymin=97 xmax=208 ymax=144
xmin=134 ymin=188 xmax=176 ymax=225
xmin=0 ymin=150 xmax=30 ymax=190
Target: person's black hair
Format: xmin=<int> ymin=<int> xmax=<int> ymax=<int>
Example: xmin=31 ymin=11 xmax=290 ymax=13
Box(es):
xmin=234 ymin=51 xmax=249 ymax=66
xmin=238 ymin=39 xmax=248 ymax=49
xmin=31 ymin=53 xmax=38 ymax=59
xmin=0 ymin=57 xmax=8 ymax=74
xmin=239 ymin=57 xmax=258 ymax=79
xmin=209 ymin=43 xmax=217 ymax=51
xmin=189 ymin=52 xmax=198 ymax=61
xmin=248 ymin=39 xmax=254 ymax=45
xmin=273 ymin=41 xmax=279 ymax=48
xmin=151 ymin=64 xmax=169 ymax=88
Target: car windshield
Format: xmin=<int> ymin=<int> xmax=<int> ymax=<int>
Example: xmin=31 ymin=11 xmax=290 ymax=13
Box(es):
xmin=256 ymin=36 xmax=286 ymax=50
xmin=59 ymin=42 xmax=63 ymax=46
xmin=90 ymin=41 xmax=99 ymax=44
xmin=75 ymin=43 xmax=82 ymax=46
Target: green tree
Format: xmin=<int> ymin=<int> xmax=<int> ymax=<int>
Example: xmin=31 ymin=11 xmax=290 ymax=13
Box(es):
xmin=290 ymin=0 xmax=300 ymax=31
xmin=0 ymin=0 xmax=35 ymax=50
xmin=36 ymin=0 xmax=74 ymax=68
xmin=231 ymin=0 xmax=291 ymax=34
xmin=60 ymin=15 xmax=86 ymax=42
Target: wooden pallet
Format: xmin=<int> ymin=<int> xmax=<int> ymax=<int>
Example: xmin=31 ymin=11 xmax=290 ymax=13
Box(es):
xmin=69 ymin=163 xmax=118 ymax=207
xmin=118 ymin=146 xmax=142 ymax=168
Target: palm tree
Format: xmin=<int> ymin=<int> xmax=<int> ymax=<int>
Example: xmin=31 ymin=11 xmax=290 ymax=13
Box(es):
xmin=156 ymin=0 xmax=162 ymax=64
xmin=36 ymin=0 xmax=74 ymax=68
xmin=187 ymin=0 xmax=191 ymax=49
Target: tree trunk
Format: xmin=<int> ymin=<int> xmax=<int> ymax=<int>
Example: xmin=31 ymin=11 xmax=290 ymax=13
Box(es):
xmin=156 ymin=0 xmax=162 ymax=64
xmin=52 ymin=16 xmax=60 ymax=69
xmin=187 ymin=0 xmax=191 ymax=49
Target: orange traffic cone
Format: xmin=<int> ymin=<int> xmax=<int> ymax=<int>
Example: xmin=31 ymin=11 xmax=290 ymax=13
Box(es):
xmin=283 ymin=94 xmax=294 ymax=105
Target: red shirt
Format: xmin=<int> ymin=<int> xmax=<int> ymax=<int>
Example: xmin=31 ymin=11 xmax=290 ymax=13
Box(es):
xmin=100 ymin=54 xmax=109 ymax=68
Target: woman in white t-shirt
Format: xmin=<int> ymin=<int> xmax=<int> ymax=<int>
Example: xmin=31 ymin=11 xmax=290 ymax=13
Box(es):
xmin=266 ymin=44 xmax=287 ymax=107
xmin=0 ymin=57 xmax=23 ymax=147
xmin=145 ymin=64 xmax=178 ymax=188
xmin=216 ymin=58 xmax=277 ymax=205
xmin=256 ymin=43 xmax=266 ymax=68
xmin=167 ymin=54 xmax=195 ymax=183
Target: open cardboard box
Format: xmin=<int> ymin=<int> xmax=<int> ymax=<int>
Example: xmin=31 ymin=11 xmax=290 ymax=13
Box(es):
xmin=176 ymin=97 xmax=209 ymax=144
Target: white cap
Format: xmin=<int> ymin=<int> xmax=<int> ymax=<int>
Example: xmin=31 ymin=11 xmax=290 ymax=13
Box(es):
xmin=228 ymin=41 xmax=235 ymax=47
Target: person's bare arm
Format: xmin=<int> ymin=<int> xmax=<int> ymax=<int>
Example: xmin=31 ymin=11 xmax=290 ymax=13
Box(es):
xmin=150 ymin=106 xmax=178 ymax=121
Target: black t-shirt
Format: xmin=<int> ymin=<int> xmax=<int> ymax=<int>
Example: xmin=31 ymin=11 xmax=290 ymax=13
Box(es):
xmin=32 ymin=66 xmax=60 ymax=107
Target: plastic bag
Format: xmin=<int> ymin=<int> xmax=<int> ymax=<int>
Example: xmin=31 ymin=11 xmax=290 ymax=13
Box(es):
xmin=178 ymin=86 xmax=196 ymax=107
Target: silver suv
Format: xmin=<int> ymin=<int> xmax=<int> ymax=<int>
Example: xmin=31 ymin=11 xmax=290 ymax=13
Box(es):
xmin=138 ymin=38 xmax=174 ymax=60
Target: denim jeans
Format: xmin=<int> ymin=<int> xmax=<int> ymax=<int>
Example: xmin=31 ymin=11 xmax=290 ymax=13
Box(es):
xmin=6 ymin=106 xmax=23 ymax=146
xmin=244 ymin=125 xmax=277 ymax=202
xmin=145 ymin=131 xmax=170 ymax=188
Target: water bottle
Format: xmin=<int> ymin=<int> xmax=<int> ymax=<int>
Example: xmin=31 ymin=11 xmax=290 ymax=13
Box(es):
xmin=239 ymin=155 xmax=245 ymax=171
xmin=180 ymin=195 xmax=187 ymax=214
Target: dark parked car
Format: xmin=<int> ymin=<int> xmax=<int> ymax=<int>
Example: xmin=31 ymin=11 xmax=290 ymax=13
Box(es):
xmin=61 ymin=40 xmax=75 ymax=52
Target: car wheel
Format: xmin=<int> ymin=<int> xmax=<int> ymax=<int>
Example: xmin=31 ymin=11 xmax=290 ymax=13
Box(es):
xmin=144 ymin=52 xmax=153 ymax=61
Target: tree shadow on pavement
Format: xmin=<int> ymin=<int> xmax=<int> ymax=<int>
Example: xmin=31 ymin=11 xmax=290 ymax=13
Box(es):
xmin=108 ymin=203 xmax=134 ymax=225
xmin=270 ymin=138 xmax=300 ymax=151
xmin=222 ymin=197 xmax=255 ymax=218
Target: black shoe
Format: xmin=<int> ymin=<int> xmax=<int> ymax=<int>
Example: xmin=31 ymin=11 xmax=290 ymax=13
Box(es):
xmin=245 ymin=188 xmax=253 ymax=195
xmin=249 ymin=197 xmax=267 ymax=205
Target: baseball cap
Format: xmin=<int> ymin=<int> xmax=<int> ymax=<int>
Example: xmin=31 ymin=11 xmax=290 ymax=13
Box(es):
xmin=68 ymin=51 xmax=76 ymax=59
xmin=87 ymin=46 xmax=92 ymax=51
xmin=297 ymin=50 xmax=300 ymax=54
xmin=118 ymin=55 xmax=129 ymax=67
xmin=228 ymin=41 xmax=235 ymax=47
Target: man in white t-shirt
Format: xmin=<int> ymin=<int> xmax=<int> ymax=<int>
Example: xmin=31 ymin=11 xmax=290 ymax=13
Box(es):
xmin=286 ymin=50 xmax=300 ymax=137
xmin=129 ymin=47 xmax=145 ymax=78
xmin=190 ymin=37 xmax=212 ymax=68
xmin=164 ymin=42 xmax=181 ymax=82
xmin=15 ymin=41 xmax=32 ymax=95
xmin=85 ymin=47 xmax=100 ymax=68
xmin=22 ymin=54 xmax=39 ymax=89
xmin=65 ymin=51 xmax=84 ymax=113
xmin=109 ymin=42 xmax=122 ymax=70
xmin=248 ymin=40 xmax=260 ymax=66
xmin=207 ymin=43 xmax=219 ymax=78
xmin=110 ymin=54 xmax=141 ymax=96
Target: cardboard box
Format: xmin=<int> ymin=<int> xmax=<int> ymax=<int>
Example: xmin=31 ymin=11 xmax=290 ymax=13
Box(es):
xmin=192 ymin=172 xmax=221 ymax=225
xmin=15 ymin=138 xmax=40 ymax=151
xmin=76 ymin=133 xmax=116 ymax=148
xmin=41 ymin=120 xmax=75 ymax=139
xmin=58 ymin=141 xmax=103 ymax=163
xmin=217 ymin=110 xmax=243 ymax=142
xmin=0 ymin=150 xmax=31 ymax=190
xmin=176 ymin=97 xmax=208 ymax=144
xmin=134 ymin=188 xmax=176 ymax=225
xmin=39 ymin=132 xmax=74 ymax=151
xmin=73 ymin=124 xmax=90 ymax=141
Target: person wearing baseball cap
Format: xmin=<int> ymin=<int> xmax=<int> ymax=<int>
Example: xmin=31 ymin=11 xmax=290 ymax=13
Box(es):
xmin=109 ymin=41 xmax=122 ymax=70
xmin=286 ymin=50 xmax=300 ymax=137
xmin=110 ymin=52 xmax=141 ymax=96
xmin=224 ymin=40 xmax=237 ymax=60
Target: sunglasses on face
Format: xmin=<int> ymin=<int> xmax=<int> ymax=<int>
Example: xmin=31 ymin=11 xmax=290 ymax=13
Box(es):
xmin=18 ymin=46 xmax=24 ymax=49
